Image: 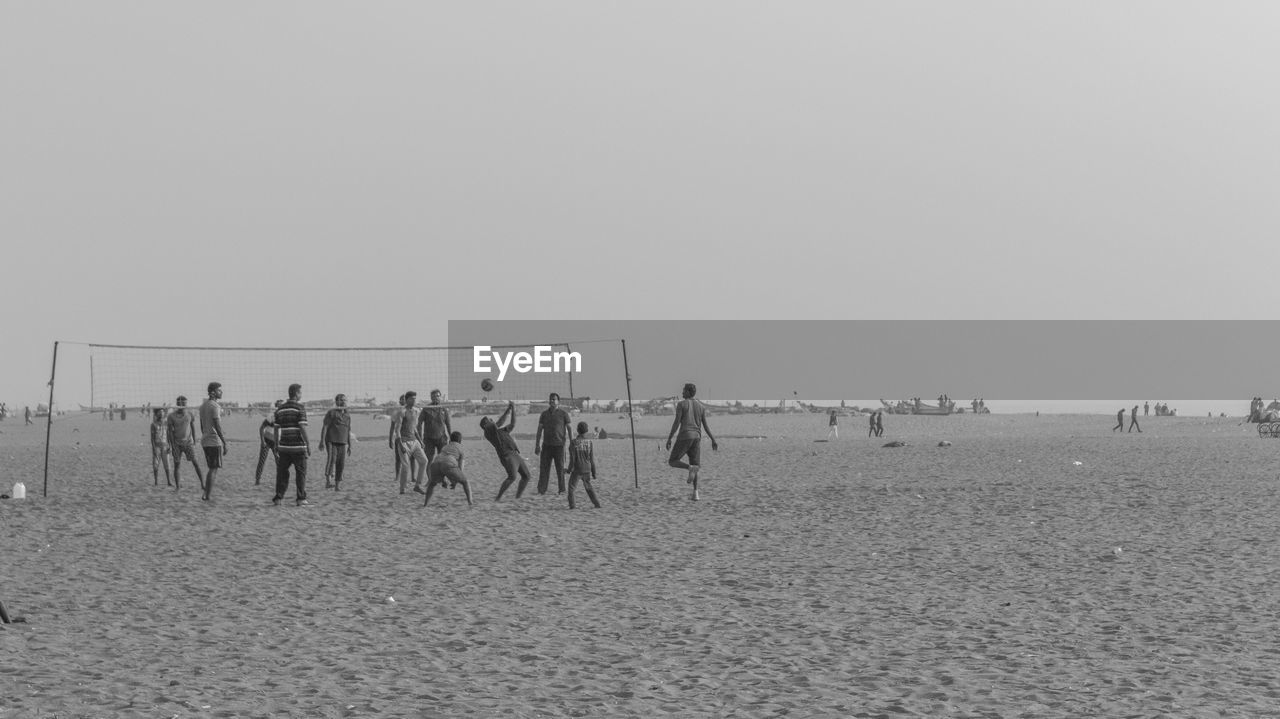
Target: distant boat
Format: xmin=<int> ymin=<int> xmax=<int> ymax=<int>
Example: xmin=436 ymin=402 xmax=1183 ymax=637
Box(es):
xmin=911 ymin=399 xmax=956 ymax=416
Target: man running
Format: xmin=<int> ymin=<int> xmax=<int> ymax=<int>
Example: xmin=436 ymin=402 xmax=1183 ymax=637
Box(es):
xmin=483 ymin=401 xmax=531 ymax=501
xmin=665 ymin=383 xmax=719 ymax=501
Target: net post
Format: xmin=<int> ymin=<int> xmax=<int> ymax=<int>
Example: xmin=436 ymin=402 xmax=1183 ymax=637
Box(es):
xmin=622 ymin=339 xmax=639 ymax=489
xmin=42 ymin=341 xmax=59 ymax=498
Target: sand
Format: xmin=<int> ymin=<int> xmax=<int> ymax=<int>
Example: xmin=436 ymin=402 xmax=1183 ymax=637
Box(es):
xmin=2 ymin=410 xmax=1279 ymax=718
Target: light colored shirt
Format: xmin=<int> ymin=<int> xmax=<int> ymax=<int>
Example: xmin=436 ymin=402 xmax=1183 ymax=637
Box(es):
xmin=674 ymin=399 xmax=707 ymax=440
xmin=200 ymin=398 xmax=223 ymax=447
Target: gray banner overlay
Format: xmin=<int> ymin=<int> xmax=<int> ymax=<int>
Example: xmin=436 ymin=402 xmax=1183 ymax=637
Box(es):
xmin=449 ymin=320 xmax=1278 ymax=402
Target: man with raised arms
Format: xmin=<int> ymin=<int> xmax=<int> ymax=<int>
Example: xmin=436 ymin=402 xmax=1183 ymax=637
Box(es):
xmin=666 ymin=382 xmax=719 ymax=501
xmin=482 ymin=400 xmax=531 ymax=501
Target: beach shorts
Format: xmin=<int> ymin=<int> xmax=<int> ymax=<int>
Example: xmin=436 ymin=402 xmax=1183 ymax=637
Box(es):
xmin=669 ymin=437 xmax=701 ymax=467
xmin=428 ymin=460 xmax=465 ymax=486
xmin=203 ymin=445 xmax=223 ymax=468
xmin=174 ymin=442 xmax=199 ymax=463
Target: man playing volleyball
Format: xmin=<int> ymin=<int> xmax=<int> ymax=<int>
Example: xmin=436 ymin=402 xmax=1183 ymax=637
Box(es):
xmin=666 ymin=383 xmax=718 ymax=501
xmin=483 ymin=401 xmax=532 ymax=501
xmin=423 ymin=431 xmax=472 ymax=507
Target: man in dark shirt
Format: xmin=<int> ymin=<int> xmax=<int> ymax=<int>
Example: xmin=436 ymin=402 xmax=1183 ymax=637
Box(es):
xmin=321 ymin=393 xmax=353 ymax=490
xmin=273 ymin=383 xmax=311 ymax=506
xmin=417 ymin=389 xmax=453 ymax=460
xmin=482 ymin=401 xmax=531 ymax=501
xmin=535 ymin=392 xmax=573 ymax=495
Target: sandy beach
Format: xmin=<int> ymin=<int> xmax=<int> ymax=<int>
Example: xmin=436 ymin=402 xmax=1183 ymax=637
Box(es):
xmin=2 ymin=410 xmax=1279 ymax=718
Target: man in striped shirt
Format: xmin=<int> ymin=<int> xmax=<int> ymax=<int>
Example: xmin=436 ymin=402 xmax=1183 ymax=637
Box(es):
xmin=272 ymin=383 xmax=311 ymax=506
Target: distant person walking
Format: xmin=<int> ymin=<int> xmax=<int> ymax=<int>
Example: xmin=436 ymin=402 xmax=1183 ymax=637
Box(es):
xmin=1112 ymin=408 xmax=1125 ymax=432
xmin=166 ymin=395 xmax=204 ymax=492
xmin=666 ymin=383 xmax=719 ymax=501
xmin=199 ymin=382 xmax=227 ymax=501
xmin=1129 ymin=405 xmax=1142 ymax=433
xmin=321 ymin=393 xmax=353 ymax=490
xmin=868 ymin=411 xmax=877 ymax=438
xmin=24 ymin=406 xmax=33 ymax=426
xmin=566 ymin=421 xmax=602 ymax=509
xmin=875 ymin=410 xmax=884 ymax=437
xmin=827 ymin=410 xmax=839 ymax=440
xmin=1144 ymin=401 xmax=1150 ymax=417
xmin=272 ymin=383 xmax=311 ymax=506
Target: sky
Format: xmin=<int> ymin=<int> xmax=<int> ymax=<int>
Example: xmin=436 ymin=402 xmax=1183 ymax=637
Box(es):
xmin=4 ymin=2 xmax=1279 ymax=411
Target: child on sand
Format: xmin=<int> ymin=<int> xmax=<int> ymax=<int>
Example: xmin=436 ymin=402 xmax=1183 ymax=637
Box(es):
xmin=567 ymin=421 xmax=601 ymax=509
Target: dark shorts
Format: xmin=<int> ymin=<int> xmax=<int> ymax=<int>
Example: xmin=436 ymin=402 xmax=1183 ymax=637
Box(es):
xmin=424 ymin=435 xmax=448 ymax=460
xmin=203 ymin=445 xmax=223 ymax=469
xmin=669 ymin=437 xmax=701 ymax=466
xmin=500 ymin=451 xmax=530 ymax=481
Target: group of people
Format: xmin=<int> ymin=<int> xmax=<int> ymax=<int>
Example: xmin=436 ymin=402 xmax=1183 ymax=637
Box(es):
xmin=824 ymin=409 xmax=887 ymax=440
xmin=145 ymin=380 xmax=721 ymax=507
xmin=149 ymin=382 xmax=229 ymax=501
xmin=153 ymin=381 xmax=350 ymax=506
xmin=1113 ymin=405 xmax=1143 ymax=433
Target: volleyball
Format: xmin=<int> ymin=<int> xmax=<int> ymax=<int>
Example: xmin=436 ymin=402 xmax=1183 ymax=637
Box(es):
xmin=480 ymin=378 xmax=494 ymax=393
